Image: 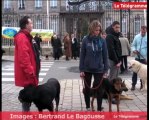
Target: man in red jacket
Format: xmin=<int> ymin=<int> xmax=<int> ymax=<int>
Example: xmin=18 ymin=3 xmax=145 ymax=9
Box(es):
xmin=14 ymin=16 xmax=40 ymax=111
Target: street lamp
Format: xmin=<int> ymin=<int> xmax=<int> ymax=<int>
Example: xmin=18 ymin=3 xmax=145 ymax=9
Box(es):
xmin=46 ymin=0 xmax=49 ymax=30
xmin=46 ymin=0 xmax=50 ymax=47
xmin=143 ymin=0 xmax=147 ymax=26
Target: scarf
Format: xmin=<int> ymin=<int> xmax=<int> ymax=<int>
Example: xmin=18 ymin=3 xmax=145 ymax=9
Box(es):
xmin=88 ymin=35 xmax=103 ymax=55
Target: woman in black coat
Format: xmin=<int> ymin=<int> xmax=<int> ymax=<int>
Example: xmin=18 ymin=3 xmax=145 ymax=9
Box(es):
xmin=51 ymin=35 xmax=62 ymax=60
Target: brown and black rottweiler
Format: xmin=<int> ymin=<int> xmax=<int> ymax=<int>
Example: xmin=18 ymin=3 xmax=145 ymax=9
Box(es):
xmin=90 ymin=77 xmax=129 ymax=112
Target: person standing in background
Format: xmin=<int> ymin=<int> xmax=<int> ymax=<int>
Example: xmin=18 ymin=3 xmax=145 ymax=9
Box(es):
xmin=71 ymin=33 xmax=78 ymax=60
xmin=131 ymin=26 xmax=147 ymax=91
xmin=51 ymin=34 xmax=62 ymax=60
xmin=63 ymin=33 xmax=72 ymax=61
xmin=105 ymin=21 xmax=122 ymax=104
xmin=14 ymin=16 xmax=40 ymax=111
xmin=105 ymin=21 xmax=122 ymax=81
xmin=34 ymin=33 xmax=42 ymax=53
xmin=119 ymin=34 xmax=131 ymax=74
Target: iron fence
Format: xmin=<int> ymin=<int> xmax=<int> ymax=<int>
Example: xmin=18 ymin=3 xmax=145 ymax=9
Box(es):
xmin=2 ymin=1 xmax=146 ymax=47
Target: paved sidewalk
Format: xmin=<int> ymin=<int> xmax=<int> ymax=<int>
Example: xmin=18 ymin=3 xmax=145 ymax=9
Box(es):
xmin=2 ymin=77 xmax=147 ymax=112
xmin=2 ymin=56 xmax=147 ymax=112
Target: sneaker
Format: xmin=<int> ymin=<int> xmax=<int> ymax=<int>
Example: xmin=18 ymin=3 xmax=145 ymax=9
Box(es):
xmin=131 ymin=86 xmax=135 ymax=91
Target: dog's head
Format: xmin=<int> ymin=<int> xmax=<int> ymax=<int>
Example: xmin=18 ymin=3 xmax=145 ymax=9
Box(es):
xmin=18 ymin=85 xmax=36 ymax=103
xmin=112 ymin=77 xmax=123 ymax=92
xmin=121 ymin=80 xmax=128 ymax=92
xmin=112 ymin=77 xmax=128 ymax=93
xmin=129 ymin=60 xmax=141 ymax=73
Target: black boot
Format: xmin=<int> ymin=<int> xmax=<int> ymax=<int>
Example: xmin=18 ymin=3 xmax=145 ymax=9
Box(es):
xmin=131 ymin=85 xmax=135 ymax=91
xmin=66 ymin=57 xmax=69 ymax=61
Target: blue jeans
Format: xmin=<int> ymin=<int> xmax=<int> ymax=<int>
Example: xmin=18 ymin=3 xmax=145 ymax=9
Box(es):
xmin=132 ymin=58 xmax=146 ymax=86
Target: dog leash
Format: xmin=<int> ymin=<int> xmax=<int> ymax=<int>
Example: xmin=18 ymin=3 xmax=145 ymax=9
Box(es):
xmin=137 ymin=37 xmax=147 ymax=63
xmin=81 ymin=76 xmax=104 ymax=90
xmin=137 ymin=52 xmax=147 ymax=62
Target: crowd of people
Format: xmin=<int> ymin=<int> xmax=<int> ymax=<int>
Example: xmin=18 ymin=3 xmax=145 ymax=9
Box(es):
xmin=14 ymin=16 xmax=147 ymax=112
xmin=51 ymin=32 xmax=80 ymax=61
xmin=79 ymin=20 xmax=147 ymax=111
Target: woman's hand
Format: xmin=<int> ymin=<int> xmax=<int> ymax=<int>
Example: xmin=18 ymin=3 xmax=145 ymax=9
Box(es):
xmin=80 ymin=72 xmax=85 ymax=77
xmin=103 ymin=73 xmax=108 ymax=78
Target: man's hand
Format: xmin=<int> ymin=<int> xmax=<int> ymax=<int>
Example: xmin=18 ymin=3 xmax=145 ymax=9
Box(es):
xmin=116 ymin=62 xmax=121 ymax=68
xmin=133 ymin=50 xmax=139 ymax=54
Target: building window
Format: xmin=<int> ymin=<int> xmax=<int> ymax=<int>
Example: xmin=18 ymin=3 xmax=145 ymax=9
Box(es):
xmin=35 ymin=0 xmax=42 ymax=8
xmin=49 ymin=16 xmax=58 ymax=33
xmin=134 ymin=17 xmax=141 ymax=35
xmin=122 ymin=18 xmax=127 ymax=35
xmin=50 ymin=0 xmax=57 ymax=8
xmin=35 ymin=19 xmax=42 ymax=29
xmin=18 ymin=0 xmax=25 ymax=10
xmin=4 ymin=0 xmax=11 ymax=8
xmin=4 ymin=20 xmax=11 ymax=27
xmin=105 ymin=17 xmax=112 ymax=29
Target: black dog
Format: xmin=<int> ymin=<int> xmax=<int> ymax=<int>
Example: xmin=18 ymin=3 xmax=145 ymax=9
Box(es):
xmin=18 ymin=78 xmax=60 ymax=112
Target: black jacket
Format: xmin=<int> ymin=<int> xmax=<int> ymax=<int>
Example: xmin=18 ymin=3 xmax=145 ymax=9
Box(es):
xmin=34 ymin=36 xmax=42 ymax=49
xmin=106 ymin=26 xmax=122 ymax=64
xmin=71 ymin=38 xmax=78 ymax=51
xmin=51 ymin=38 xmax=62 ymax=48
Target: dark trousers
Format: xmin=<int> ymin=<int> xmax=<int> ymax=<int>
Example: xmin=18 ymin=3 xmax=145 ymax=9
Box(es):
xmin=84 ymin=72 xmax=104 ymax=111
xmin=132 ymin=58 xmax=146 ymax=86
xmin=120 ymin=56 xmax=128 ymax=72
xmin=53 ymin=48 xmax=60 ymax=60
xmin=71 ymin=50 xmax=77 ymax=59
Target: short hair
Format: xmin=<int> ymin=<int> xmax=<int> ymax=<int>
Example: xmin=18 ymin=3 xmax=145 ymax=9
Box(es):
xmin=112 ymin=21 xmax=120 ymax=26
xmin=141 ymin=25 xmax=147 ymax=30
xmin=89 ymin=20 xmax=102 ymax=34
xmin=19 ymin=16 xmax=30 ymax=29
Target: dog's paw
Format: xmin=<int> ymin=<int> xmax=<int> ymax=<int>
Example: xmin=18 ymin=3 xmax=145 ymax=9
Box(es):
xmin=91 ymin=108 xmax=95 ymax=112
xmin=140 ymin=88 xmax=146 ymax=92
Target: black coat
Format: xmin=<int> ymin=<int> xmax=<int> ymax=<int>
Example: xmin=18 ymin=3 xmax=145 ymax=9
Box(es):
xmin=51 ymin=38 xmax=62 ymax=48
xmin=106 ymin=26 xmax=122 ymax=64
xmin=34 ymin=36 xmax=42 ymax=49
xmin=51 ymin=38 xmax=62 ymax=57
xmin=71 ymin=38 xmax=78 ymax=51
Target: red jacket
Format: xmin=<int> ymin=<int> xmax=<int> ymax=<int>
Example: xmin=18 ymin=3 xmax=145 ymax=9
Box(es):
xmin=14 ymin=29 xmax=38 ymax=87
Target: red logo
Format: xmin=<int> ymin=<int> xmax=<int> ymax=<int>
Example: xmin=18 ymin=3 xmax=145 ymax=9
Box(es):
xmin=113 ymin=2 xmax=147 ymax=10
